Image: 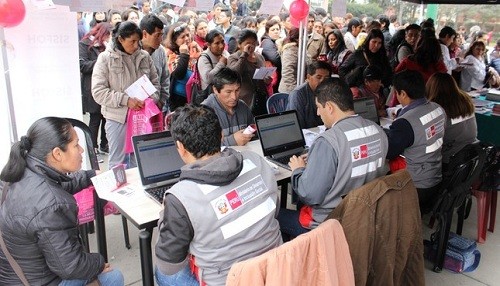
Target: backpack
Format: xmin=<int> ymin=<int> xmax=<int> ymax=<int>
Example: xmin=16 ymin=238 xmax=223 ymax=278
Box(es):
xmin=186 ymin=54 xmax=214 ymax=105
xmin=390 ymin=41 xmax=413 ymax=70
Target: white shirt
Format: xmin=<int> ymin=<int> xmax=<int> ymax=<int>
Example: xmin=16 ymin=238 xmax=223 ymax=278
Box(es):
xmin=440 ymin=43 xmax=458 ymax=74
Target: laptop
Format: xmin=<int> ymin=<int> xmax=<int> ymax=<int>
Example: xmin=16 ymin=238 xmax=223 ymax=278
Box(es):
xmin=255 ymin=110 xmax=307 ymax=171
xmin=354 ymin=97 xmax=380 ymax=125
xmin=132 ymin=131 xmax=185 ymax=205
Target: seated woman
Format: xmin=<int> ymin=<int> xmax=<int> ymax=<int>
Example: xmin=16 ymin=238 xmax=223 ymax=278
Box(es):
xmin=460 ymin=41 xmax=487 ymax=91
xmin=0 ymin=117 xmax=124 ymax=285
xmin=353 ymin=65 xmax=387 ymax=117
xmin=426 ymin=73 xmax=477 ymax=165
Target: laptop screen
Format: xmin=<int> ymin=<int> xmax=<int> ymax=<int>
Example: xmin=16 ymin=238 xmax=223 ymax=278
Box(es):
xmin=132 ymin=131 xmax=185 ymax=187
xmin=255 ymin=110 xmax=306 ymax=156
xmin=354 ymin=97 xmax=380 ymax=124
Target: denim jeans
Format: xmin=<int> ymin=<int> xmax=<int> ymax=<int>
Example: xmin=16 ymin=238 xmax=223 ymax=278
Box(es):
xmin=155 ymin=265 xmax=199 ymax=286
xmin=59 ymin=268 xmax=124 ymax=286
xmin=277 ymin=208 xmax=310 ymax=240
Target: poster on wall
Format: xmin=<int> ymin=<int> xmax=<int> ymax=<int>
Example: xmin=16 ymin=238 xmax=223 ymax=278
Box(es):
xmin=3 ymin=3 xmax=82 ymax=138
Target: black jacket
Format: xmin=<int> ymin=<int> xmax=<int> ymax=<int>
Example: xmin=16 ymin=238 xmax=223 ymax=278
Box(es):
xmin=79 ymin=38 xmax=105 ymax=114
xmin=0 ymin=156 xmax=102 ymax=285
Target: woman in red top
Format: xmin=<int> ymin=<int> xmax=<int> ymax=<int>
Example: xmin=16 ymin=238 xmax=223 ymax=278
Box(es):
xmin=395 ymin=28 xmax=447 ymax=83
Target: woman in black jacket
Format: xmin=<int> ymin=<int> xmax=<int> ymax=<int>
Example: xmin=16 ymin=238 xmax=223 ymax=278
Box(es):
xmin=0 ymin=117 xmax=124 ymax=285
xmin=79 ymin=22 xmax=112 ymax=154
xmin=260 ymin=19 xmax=282 ymax=93
xmin=339 ymin=29 xmax=393 ymax=89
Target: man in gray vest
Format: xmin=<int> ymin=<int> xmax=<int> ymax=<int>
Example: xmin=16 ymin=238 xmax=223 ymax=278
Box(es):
xmin=385 ymin=70 xmax=446 ymax=213
xmin=278 ymin=78 xmax=389 ymax=239
xmin=155 ymin=105 xmax=282 ymax=286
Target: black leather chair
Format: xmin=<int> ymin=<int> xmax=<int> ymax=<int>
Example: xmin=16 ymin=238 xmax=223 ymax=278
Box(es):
xmin=428 ymin=142 xmax=484 ymax=272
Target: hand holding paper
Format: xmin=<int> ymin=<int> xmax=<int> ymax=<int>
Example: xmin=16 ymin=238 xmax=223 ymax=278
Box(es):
xmin=253 ymin=67 xmax=277 ymax=80
xmin=125 ymin=75 xmax=157 ymax=101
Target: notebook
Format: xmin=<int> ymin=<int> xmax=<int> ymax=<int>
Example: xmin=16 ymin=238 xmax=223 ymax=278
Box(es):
xmin=132 ymin=131 xmax=185 ymax=205
xmin=354 ymin=97 xmax=380 ymax=125
xmin=255 ymin=110 xmax=307 ymax=171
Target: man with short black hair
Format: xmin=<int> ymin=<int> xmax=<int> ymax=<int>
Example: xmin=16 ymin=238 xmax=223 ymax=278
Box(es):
xmin=279 ymin=78 xmax=388 ymax=238
xmin=439 ymin=26 xmax=459 ymax=74
xmin=393 ymin=24 xmax=421 ymax=68
xmin=385 ymin=70 xmax=446 ymax=212
xmin=140 ymin=14 xmax=170 ymax=112
xmin=155 ymin=105 xmax=282 ymax=286
xmin=306 ymin=12 xmax=325 ymax=64
xmin=217 ymin=8 xmax=241 ymax=53
xmin=286 ymin=61 xmax=331 ymax=128
xmin=202 ymin=68 xmax=254 ymax=146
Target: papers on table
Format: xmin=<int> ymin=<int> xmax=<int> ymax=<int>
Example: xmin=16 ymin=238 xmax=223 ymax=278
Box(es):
xmin=253 ymin=67 xmax=277 ymax=80
xmin=125 ymin=75 xmax=157 ymax=101
xmin=91 ymin=164 xmax=144 ymax=202
xmin=303 ymin=127 xmax=325 ymax=148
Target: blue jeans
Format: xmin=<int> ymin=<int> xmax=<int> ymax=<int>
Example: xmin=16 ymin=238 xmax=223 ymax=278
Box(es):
xmin=277 ymin=208 xmax=310 ymax=240
xmin=155 ymin=265 xmax=199 ymax=286
xmin=59 ymin=268 xmax=124 ymax=286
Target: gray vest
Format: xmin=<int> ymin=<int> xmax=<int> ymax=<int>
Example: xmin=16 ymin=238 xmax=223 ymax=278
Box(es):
xmin=398 ymin=101 xmax=446 ymax=188
xmin=442 ymin=114 xmax=477 ymax=164
xmin=168 ymin=151 xmax=282 ymax=286
xmin=312 ymin=115 xmax=388 ymax=226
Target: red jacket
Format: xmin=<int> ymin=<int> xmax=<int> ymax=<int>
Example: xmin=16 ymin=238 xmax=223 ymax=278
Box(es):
xmin=395 ymin=57 xmax=447 ymax=82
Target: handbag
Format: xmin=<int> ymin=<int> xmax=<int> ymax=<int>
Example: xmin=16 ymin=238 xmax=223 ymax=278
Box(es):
xmin=186 ymin=54 xmax=214 ymax=105
xmin=124 ymin=98 xmax=164 ymax=153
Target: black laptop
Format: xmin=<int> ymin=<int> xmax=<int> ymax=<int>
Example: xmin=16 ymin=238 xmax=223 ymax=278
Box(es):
xmin=254 ymin=110 xmax=307 ymax=170
xmin=354 ymin=97 xmax=380 ymax=125
xmin=132 ymin=131 xmax=185 ymax=204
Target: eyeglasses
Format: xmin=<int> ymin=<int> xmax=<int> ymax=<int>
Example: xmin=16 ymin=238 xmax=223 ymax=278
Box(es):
xmin=173 ymin=23 xmax=188 ymax=33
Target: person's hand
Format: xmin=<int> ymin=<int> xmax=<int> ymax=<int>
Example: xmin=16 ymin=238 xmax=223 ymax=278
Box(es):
xmin=102 ymin=263 xmax=113 ymax=273
xmin=263 ymin=76 xmax=272 ymax=85
xmin=179 ymin=44 xmax=189 ymax=54
xmin=288 ymin=155 xmax=306 ymax=171
xmin=219 ymin=56 xmax=227 ymax=65
xmin=127 ymin=98 xmax=144 ymax=110
xmin=233 ymin=130 xmax=254 ymax=146
xmin=242 ymin=43 xmax=254 ymax=54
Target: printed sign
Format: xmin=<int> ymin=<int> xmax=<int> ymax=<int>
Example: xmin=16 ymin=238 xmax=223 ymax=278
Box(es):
xmin=350 ymin=139 xmax=382 ymax=162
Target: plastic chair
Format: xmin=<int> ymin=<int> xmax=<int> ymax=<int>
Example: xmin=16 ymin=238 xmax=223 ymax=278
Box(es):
xmin=66 ymin=118 xmax=131 ymax=255
xmin=429 ymin=143 xmax=483 ymax=272
xmin=266 ymin=93 xmax=289 ymax=114
xmin=466 ymin=143 xmax=498 ymax=243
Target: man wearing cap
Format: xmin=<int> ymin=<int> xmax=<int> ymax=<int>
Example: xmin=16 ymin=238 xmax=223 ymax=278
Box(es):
xmin=352 ymin=65 xmax=387 ymax=117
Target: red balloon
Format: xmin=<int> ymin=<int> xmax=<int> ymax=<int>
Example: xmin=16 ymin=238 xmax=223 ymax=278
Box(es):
xmin=289 ymin=0 xmax=309 ymax=21
xmin=0 ymin=0 xmax=26 ymax=28
xmin=290 ymin=16 xmax=306 ymax=29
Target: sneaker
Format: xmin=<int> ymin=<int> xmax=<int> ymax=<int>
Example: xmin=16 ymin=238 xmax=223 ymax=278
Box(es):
xmin=100 ymin=145 xmax=109 ymax=154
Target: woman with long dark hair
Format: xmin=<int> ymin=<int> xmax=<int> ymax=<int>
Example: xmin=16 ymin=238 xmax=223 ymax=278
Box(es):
xmin=325 ymin=29 xmax=352 ymax=75
xmin=426 ymin=73 xmax=477 ymax=164
xmin=0 ymin=117 xmax=124 ymax=285
xmin=92 ymin=21 xmax=160 ymax=168
xmin=79 ymin=22 xmax=113 ymax=155
xmin=339 ymin=29 xmax=392 ymax=89
xmin=260 ymin=19 xmax=282 ymax=93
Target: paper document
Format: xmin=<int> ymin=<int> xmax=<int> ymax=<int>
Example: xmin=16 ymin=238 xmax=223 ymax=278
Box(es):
xmin=125 ymin=75 xmax=157 ymax=100
xmin=253 ymin=67 xmax=276 ymax=80
xmin=91 ymin=165 xmax=128 ymax=201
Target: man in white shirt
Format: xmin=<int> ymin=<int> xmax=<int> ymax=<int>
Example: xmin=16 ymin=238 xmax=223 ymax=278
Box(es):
xmin=439 ymin=26 xmax=459 ymax=74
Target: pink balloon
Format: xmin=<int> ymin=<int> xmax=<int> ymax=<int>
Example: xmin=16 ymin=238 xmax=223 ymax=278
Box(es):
xmin=290 ymin=16 xmax=306 ymax=29
xmin=0 ymin=0 xmax=26 ymax=28
xmin=289 ymin=0 xmax=309 ymax=21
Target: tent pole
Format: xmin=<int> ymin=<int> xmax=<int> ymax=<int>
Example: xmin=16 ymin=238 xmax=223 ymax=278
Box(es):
xmin=0 ymin=27 xmax=18 ymax=144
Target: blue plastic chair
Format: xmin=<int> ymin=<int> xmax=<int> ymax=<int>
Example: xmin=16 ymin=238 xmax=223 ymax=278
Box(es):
xmin=266 ymin=93 xmax=289 ymax=114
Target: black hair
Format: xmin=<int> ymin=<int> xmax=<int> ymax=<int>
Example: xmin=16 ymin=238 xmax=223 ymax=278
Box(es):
xmin=405 ymin=23 xmax=421 ymax=32
xmin=206 ymin=29 xmax=224 ymax=44
xmin=112 ymin=21 xmax=142 ymax=52
xmin=220 ymin=8 xmax=232 ymax=19
xmin=377 ymin=15 xmax=390 ymax=28
xmin=315 ymin=78 xmax=353 ymax=112
xmin=439 ymin=26 xmax=456 ymax=39
xmin=347 ymin=18 xmax=362 ymax=32
xmin=139 ymin=14 xmax=164 ymax=34
xmin=212 ymin=68 xmax=242 ymax=92
xmin=241 ymin=16 xmax=257 ymax=29
xmin=392 ymin=70 xmax=425 ymax=100
xmin=237 ymin=29 xmax=258 ymax=45
xmin=170 ymin=105 xmax=222 ymax=159
xmin=360 ymin=29 xmax=387 ymax=57
xmin=325 ymin=29 xmax=347 ymax=56
xmin=0 ymin=117 xmax=73 ymax=183
xmin=411 ymin=33 xmax=442 ymax=70
xmin=307 ymin=61 xmax=331 ymax=76
xmin=194 ymin=18 xmax=208 ymax=30
xmin=315 ymin=7 xmax=327 ymax=17
xmin=121 ymin=9 xmax=139 ymax=21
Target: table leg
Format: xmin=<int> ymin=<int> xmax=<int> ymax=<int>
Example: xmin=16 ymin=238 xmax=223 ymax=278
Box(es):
xmin=94 ymin=190 xmax=108 ymax=261
xmin=279 ymin=181 xmax=288 ymax=208
xmin=139 ymin=228 xmax=154 ymax=286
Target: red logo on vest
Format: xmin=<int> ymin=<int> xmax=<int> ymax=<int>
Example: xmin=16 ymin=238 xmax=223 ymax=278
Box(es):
xmin=226 ymin=189 xmax=242 ymax=210
xmin=360 ymin=144 xmax=368 ymax=158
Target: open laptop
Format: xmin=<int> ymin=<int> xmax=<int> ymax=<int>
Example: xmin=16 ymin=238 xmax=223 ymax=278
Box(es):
xmin=132 ymin=131 xmax=185 ymax=205
xmin=255 ymin=110 xmax=307 ymax=171
xmin=354 ymin=97 xmax=380 ymax=125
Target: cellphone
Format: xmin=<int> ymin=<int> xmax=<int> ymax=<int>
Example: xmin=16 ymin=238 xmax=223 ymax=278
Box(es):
xmin=243 ymin=124 xmax=257 ymax=135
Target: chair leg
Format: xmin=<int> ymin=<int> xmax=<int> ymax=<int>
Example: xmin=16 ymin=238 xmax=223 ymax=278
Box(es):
xmin=456 ymin=202 xmax=466 ymax=235
xmin=489 ymin=191 xmax=498 ymax=232
xmin=473 ymin=190 xmax=489 ymax=243
xmin=434 ymin=212 xmax=452 ymax=273
xmin=122 ymin=215 xmax=131 ymax=249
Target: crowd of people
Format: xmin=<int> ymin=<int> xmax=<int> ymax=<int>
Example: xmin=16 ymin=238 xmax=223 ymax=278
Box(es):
xmin=1 ymin=1 xmax=500 ymax=285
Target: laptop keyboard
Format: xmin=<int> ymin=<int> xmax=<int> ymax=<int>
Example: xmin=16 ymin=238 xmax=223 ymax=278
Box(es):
xmin=145 ymin=185 xmax=172 ymax=205
xmin=272 ymin=152 xmax=304 ymax=170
